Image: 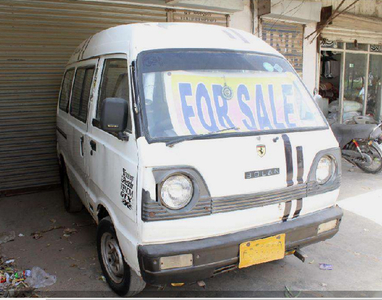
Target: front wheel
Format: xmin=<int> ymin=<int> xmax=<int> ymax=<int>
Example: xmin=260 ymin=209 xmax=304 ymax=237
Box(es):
xmin=355 ymin=142 xmax=382 ymax=174
xmin=97 ymin=217 xmax=146 ymax=296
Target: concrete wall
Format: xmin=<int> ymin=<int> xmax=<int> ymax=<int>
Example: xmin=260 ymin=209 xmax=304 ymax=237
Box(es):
xmin=303 ymin=22 xmax=319 ymax=94
xmin=229 ymin=0 xmax=253 ymax=33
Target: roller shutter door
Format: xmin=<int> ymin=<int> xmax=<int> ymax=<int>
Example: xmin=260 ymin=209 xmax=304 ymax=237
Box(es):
xmin=261 ymin=19 xmax=304 ymax=76
xmin=0 ymin=0 xmax=167 ymax=194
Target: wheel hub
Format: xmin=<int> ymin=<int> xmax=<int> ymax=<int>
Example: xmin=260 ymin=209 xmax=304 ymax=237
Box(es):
xmin=101 ymin=232 xmax=124 ymax=284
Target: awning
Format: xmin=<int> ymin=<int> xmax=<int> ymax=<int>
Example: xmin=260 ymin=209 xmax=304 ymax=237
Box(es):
xmin=321 ymin=12 xmax=382 ymax=44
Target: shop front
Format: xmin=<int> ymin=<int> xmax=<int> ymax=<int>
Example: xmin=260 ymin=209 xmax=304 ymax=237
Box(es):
xmin=0 ymin=0 xmax=241 ymax=195
xmin=318 ymin=12 xmax=382 ymax=124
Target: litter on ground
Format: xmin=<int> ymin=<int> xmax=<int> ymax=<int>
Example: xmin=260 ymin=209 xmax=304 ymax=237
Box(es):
xmin=0 ymin=231 xmax=15 ymax=245
xmin=0 ymin=255 xmax=56 ymax=297
xmin=319 ymin=263 xmax=333 ymax=270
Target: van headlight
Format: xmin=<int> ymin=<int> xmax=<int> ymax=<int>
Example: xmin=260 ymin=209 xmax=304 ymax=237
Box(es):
xmin=160 ymin=175 xmax=193 ymax=210
xmin=316 ymin=156 xmax=335 ymax=185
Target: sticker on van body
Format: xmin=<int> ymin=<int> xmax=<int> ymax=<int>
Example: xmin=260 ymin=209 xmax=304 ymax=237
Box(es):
xmin=120 ymin=168 xmax=134 ymax=210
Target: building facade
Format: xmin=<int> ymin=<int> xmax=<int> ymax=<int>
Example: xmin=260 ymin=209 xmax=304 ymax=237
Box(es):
xmin=1 ymin=0 xmax=381 ymax=194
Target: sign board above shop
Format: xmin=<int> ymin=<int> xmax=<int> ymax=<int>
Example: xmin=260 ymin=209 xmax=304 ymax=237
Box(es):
xmin=165 ymin=0 xmax=244 ymax=13
xmin=167 ymin=9 xmax=229 ymax=26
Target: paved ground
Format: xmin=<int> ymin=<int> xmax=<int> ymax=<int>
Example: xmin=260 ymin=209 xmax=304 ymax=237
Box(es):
xmin=1 ymin=160 xmax=382 ymax=297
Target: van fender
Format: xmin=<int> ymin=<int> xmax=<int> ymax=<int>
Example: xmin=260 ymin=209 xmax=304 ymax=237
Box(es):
xmin=94 ymin=198 xmax=141 ymax=275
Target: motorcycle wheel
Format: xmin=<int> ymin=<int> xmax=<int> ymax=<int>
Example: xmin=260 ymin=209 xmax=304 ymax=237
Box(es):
xmin=355 ymin=142 xmax=382 ymax=174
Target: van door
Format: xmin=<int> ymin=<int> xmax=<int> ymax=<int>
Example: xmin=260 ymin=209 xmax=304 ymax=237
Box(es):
xmin=67 ymin=59 xmax=98 ymax=204
xmin=86 ymin=55 xmax=138 ymax=223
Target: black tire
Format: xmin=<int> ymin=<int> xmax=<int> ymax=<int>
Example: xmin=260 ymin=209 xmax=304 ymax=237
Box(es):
xmin=61 ymin=166 xmax=83 ymax=213
xmin=97 ymin=217 xmax=146 ymax=297
xmin=355 ymin=143 xmax=382 ymax=174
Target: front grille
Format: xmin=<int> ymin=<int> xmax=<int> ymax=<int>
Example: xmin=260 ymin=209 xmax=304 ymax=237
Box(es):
xmin=212 ymin=184 xmax=307 ymax=214
xmin=142 ymin=197 xmax=211 ymax=221
xmin=142 ymin=176 xmax=341 ymax=221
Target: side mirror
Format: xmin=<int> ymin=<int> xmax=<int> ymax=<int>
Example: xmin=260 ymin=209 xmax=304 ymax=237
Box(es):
xmin=100 ymin=97 xmax=129 ymax=140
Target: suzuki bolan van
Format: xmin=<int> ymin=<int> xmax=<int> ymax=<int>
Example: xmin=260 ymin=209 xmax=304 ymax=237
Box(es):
xmin=56 ymin=23 xmax=342 ymax=296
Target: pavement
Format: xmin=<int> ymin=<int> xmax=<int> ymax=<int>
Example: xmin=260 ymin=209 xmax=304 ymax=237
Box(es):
xmin=1 ymin=159 xmax=382 ymax=297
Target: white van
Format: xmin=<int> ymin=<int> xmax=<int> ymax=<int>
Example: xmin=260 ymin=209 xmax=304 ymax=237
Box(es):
xmin=56 ymin=23 xmax=342 ymax=296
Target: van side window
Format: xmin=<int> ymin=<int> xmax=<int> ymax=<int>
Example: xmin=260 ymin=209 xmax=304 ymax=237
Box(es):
xmin=59 ymin=69 xmax=74 ymax=112
xmin=97 ymin=59 xmax=131 ymax=132
xmin=70 ymin=66 xmax=95 ymax=122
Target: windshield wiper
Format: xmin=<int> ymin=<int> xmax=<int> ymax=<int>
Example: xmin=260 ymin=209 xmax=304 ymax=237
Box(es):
xmin=166 ymin=127 xmax=240 ymax=147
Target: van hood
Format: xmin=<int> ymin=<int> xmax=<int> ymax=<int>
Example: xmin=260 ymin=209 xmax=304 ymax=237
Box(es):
xmin=138 ymin=129 xmax=338 ymax=197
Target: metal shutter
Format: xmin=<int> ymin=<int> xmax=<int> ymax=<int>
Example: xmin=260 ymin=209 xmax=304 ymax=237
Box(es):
xmin=261 ymin=19 xmax=304 ymax=76
xmin=0 ymin=0 xmax=167 ymax=194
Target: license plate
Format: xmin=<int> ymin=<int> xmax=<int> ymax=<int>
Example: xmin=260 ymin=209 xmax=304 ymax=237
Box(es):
xmin=239 ymin=234 xmax=285 ymax=269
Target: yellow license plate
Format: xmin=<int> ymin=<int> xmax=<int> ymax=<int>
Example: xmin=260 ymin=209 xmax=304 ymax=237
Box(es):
xmin=239 ymin=234 xmax=285 ymax=269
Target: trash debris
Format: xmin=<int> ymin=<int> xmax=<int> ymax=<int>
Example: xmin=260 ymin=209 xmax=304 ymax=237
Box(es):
xmin=32 ymin=233 xmax=43 ymax=240
xmin=18 ymin=233 xmax=25 ymax=237
xmin=0 ymin=231 xmax=15 ymax=245
xmin=319 ymin=263 xmax=333 ymax=270
xmin=309 ymin=260 xmax=315 ymax=264
xmin=5 ymin=260 xmax=15 ymax=265
xmin=31 ymin=225 xmax=65 ymax=240
xmin=197 ymin=280 xmax=206 ymax=288
xmin=0 ymin=256 xmax=36 ymax=297
xmin=25 ymin=267 xmax=56 ymax=289
xmin=321 ymin=283 xmax=327 ymax=287
xmin=50 ymin=219 xmax=57 ymax=224
xmin=284 ymin=286 xmax=301 ymax=298
xmin=98 ymin=275 xmax=106 ymax=282
xmin=63 ymin=228 xmax=77 ymax=238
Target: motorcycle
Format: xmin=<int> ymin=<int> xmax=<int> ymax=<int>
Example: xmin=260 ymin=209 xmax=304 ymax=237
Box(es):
xmin=331 ymin=121 xmax=382 ymax=173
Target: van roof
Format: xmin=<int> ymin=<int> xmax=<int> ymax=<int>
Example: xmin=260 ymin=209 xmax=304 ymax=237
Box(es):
xmin=68 ymin=22 xmax=282 ymax=65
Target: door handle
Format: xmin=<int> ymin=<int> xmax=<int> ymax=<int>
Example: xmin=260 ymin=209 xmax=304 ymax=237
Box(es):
xmin=80 ymin=136 xmax=84 ymax=157
xmin=90 ymin=140 xmax=97 ymax=151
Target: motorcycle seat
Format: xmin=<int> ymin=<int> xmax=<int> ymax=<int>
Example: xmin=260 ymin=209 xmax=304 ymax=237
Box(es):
xmin=330 ymin=123 xmax=381 ymax=148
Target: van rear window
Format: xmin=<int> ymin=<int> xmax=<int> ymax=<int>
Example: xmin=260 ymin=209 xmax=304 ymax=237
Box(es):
xmin=59 ymin=69 xmax=74 ymax=112
xmin=71 ymin=66 xmax=95 ymax=122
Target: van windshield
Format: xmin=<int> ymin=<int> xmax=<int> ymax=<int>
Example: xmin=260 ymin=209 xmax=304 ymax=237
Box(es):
xmin=137 ymin=50 xmax=327 ymax=141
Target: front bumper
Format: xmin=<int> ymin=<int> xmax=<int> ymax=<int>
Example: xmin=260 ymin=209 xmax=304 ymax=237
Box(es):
xmin=138 ymin=206 xmax=343 ymax=284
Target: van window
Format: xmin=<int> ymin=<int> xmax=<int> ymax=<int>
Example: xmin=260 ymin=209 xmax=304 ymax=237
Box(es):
xmin=70 ymin=66 xmax=95 ymax=122
xmin=97 ymin=59 xmax=131 ymax=131
xmin=59 ymin=69 xmax=74 ymax=112
xmin=137 ymin=50 xmax=327 ymax=140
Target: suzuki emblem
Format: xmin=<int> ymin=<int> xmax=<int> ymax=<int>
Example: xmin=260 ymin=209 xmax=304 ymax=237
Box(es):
xmin=257 ymin=145 xmax=266 ymax=157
